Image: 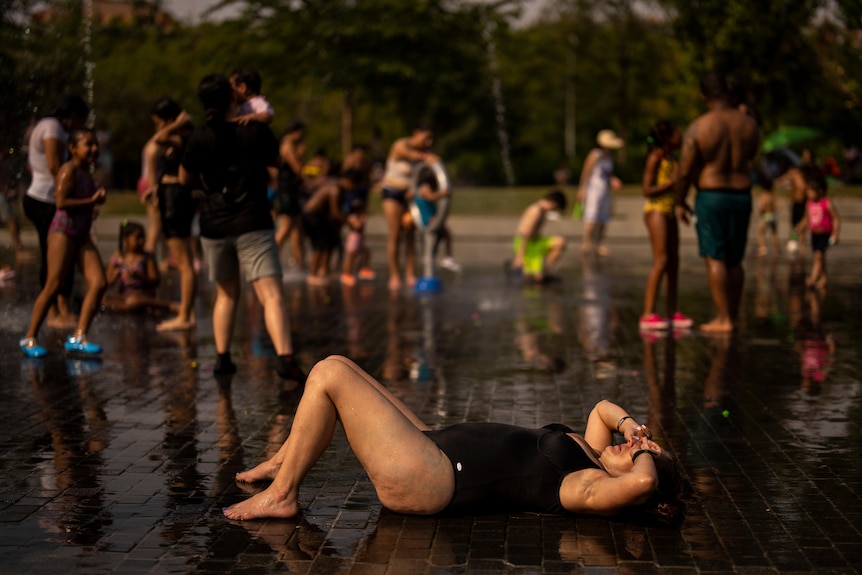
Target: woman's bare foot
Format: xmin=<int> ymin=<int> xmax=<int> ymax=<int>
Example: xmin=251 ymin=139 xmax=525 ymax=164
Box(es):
xmin=222 ymin=486 xmax=299 ymax=520
xmin=306 ymin=275 xmax=328 ymax=287
xmin=235 ymin=459 xmax=281 ymax=483
xmin=699 ymin=318 xmax=734 ymax=333
xmin=156 ymin=315 xmax=195 ymax=332
xmin=596 ymin=245 xmax=611 ymax=257
xmin=388 ymin=277 xmax=402 ymax=291
xmin=405 ymin=275 xmax=417 ymax=288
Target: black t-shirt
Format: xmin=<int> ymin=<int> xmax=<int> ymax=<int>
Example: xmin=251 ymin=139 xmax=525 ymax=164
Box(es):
xmin=182 ymin=119 xmax=277 ymax=239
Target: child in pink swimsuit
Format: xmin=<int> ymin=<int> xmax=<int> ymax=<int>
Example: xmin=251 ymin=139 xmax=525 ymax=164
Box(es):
xmin=104 ymin=221 xmax=177 ymax=313
xmin=20 ymin=128 xmax=107 ymax=358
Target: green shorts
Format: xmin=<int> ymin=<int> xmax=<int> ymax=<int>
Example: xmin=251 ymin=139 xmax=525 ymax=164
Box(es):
xmin=513 ymin=236 xmax=553 ymax=275
xmin=694 ymin=189 xmax=751 ymax=266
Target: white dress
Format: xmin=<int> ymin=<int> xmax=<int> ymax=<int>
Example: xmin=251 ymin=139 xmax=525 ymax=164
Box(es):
xmin=582 ymin=150 xmax=613 ymax=223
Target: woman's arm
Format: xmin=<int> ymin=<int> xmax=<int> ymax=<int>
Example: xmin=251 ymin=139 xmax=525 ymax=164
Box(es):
xmin=151 ymin=112 xmax=192 ymax=146
xmin=393 ymin=139 xmax=439 ymax=164
xmin=583 ymin=400 xmax=650 ymax=451
xmin=559 ymin=436 xmax=660 ymax=515
xmin=44 ymin=138 xmax=64 ymax=177
xmin=141 ymin=138 xmax=162 ymax=203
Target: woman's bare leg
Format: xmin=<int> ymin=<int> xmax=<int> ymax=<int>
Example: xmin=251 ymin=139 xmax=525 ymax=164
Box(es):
xmin=225 ymin=356 xmax=452 ymax=520
xmin=144 ymin=200 xmax=162 ymax=255
xmin=157 ymin=237 xmax=196 ymax=331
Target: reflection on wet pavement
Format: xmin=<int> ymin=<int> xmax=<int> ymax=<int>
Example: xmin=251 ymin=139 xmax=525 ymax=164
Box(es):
xmin=1 ymin=238 xmax=861 ymax=573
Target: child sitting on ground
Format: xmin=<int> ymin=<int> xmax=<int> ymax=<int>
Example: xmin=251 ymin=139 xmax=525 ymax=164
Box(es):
xmin=511 ymin=189 xmax=567 ymax=282
xmin=104 ymin=220 xmax=177 ymax=313
xmin=794 ymin=166 xmax=840 ymax=289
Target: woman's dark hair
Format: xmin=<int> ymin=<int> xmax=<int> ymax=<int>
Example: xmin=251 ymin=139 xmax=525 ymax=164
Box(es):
xmin=51 ymin=95 xmax=90 ymax=122
xmin=197 ymin=74 xmax=233 ymax=121
xmin=118 ymin=220 xmax=145 ymax=254
xmin=231 ymin=66 xmax=262 ymax=95
xmin=626 ymin=451 xmax=687 ymax=527
xmin=151 ymin=97 xmax=182 ymax=121
xmin=648 ymin=120 xmax=675 ymax=150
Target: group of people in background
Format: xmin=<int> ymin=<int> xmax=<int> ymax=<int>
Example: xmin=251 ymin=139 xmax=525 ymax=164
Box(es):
xmin=515 ymin=72 xmax=840 ymax=336
xmin=12 ymin=65 xmax=464 ymax=382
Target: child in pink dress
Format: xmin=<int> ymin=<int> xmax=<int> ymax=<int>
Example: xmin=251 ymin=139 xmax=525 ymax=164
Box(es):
xmin=794 ymin=166 xmax=840 ymax=289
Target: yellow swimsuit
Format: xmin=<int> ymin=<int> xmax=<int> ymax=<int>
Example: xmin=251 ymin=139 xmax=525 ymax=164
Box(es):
xmin=644 ymin=157 xmax=675 ymax=215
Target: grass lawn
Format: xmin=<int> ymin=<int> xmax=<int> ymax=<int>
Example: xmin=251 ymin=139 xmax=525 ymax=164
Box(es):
xmin=99 ymin=183 xmax=862 ymax=218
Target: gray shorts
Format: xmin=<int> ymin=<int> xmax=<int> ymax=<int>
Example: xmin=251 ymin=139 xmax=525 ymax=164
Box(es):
xmin=201 ymin=229 xmax=282 ymax=283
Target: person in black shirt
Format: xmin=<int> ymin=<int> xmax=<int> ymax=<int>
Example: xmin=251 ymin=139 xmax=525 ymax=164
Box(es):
xmin=180 ymin=73 xmax=304 ymax=383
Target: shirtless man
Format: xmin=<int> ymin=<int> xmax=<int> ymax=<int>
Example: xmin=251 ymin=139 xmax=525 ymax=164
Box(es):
xmin=778 ymin=166 xmax=808 ymax=254
xmin=512 ymin=189 xmax=567 ymax=282
xmin=675 ymin=73 xmax=759 ymax=333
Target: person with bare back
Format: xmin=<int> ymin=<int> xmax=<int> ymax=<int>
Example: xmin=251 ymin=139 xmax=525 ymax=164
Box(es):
xmin=675 ymin=73 xmax=759 ymax=333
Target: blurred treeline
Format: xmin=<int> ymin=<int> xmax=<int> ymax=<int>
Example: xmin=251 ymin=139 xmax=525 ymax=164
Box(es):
xmin=2 ymin=0 xmax=861 ymax=187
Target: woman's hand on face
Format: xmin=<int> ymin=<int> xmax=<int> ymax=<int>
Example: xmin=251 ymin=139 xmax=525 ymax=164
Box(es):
xmin=625 ymin=423 xmax=653 ymax=445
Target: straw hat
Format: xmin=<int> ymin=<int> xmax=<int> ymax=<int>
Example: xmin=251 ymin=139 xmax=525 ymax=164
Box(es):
xmin=596 ymin=129 xmax=624 ymax=150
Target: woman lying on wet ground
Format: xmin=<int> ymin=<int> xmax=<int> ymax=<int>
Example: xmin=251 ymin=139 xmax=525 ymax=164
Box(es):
xmin=222 ymin=355 xmax=685 ymax=525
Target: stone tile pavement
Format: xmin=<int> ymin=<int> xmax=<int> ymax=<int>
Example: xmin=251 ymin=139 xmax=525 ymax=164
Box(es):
xmin=0 ymin=195 xmax=860 ymax=573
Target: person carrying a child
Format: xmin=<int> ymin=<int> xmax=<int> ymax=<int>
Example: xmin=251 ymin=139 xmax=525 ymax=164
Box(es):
xmin=639 ymin=121 xmax=693 ymax=331
xmin=103 ymin=221 xmax=178 ymax=313
xmin=20 ymin=128 xmax=107 ymax=358
xmin=794 ymin=166 xmax=840 ymax=289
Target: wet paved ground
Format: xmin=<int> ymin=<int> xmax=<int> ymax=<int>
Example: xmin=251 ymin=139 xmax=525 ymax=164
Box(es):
xmin=1 ymin=198 xmax=861 ymax=574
